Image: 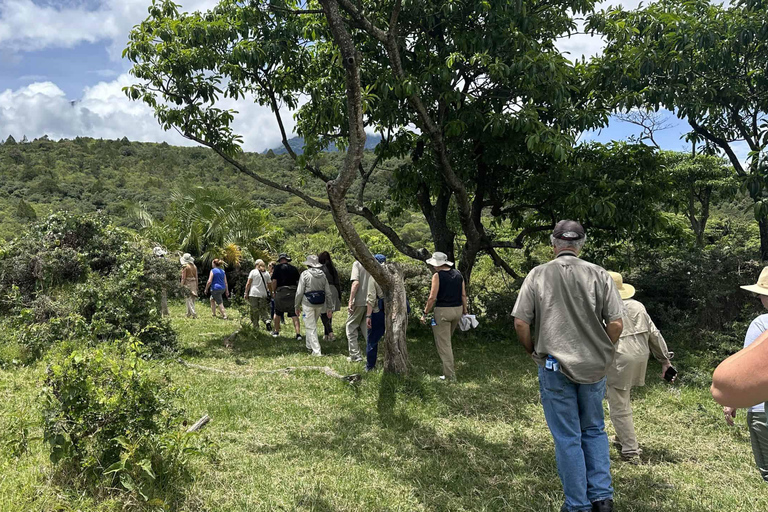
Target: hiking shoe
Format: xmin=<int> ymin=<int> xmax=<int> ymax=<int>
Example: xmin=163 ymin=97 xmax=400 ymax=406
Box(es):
xmin=271 ymin=331 xmax=279 ymax=338
xmin=295 ymin=334 xmax=303 ymax=341
xmin=347 ymin=356 xmax=362 ymax=363
xmin=592 ymin=499 xmax=614 ymax=512
xmin=266 ymin=322 xmax=272 ymax=332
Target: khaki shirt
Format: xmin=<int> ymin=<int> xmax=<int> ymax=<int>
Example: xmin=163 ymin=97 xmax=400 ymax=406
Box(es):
xmin=350 ymin=261 xmax=371 ymax=307
xmin=512 ymin=252 xmax=624 ymax=384
xmin=607 ymin=299 xmax=671 ymax=390
xmin=366 ymin=278 xmax=384 ymax=313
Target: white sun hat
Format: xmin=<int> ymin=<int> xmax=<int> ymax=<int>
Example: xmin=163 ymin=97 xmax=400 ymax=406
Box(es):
xmin=426 ymin=252 xmax=453 ymax=267
xmin=180 ymin=253 xmax=195 ymax=265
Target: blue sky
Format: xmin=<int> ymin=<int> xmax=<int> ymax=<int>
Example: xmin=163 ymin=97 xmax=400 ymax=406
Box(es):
xmin=0 ymin=0 xmax=731 ymax=156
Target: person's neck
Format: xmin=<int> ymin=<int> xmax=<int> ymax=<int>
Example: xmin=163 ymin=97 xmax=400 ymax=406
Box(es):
xmin=555 ymin=249 xmax=579 ymax=258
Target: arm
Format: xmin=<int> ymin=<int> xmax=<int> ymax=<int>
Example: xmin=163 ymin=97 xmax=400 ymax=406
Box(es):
xmin=461 ymin=280 xmax=468 ymax=315
xmin=647 ymin=316 xmax=673 ymax=378
xmin=421 ymin=273 xmax=440 ymax=322
xmin=325 ymin=278 xmax=333 ymax=318
xmin=224 ymin=275 xmax=229 ymax=297
xmin=180 ymin=267 xmax=186 ymax=285
xmin=295 ymin=274 xmax=306 ymax=313
xmin=712 ymin=330 xmax=768 ymax=407
xmin=348 ymin=281 xmax=360 ymax=313
xmin=204 ymin=271 xmax=213 ymax=294
xmin=514 ymin=318 xmax=534 ymax=355
xmin=605 ymin=319 xmax=623 ymax=344
xmin=244 ymin=277 xmax=253 ymax=298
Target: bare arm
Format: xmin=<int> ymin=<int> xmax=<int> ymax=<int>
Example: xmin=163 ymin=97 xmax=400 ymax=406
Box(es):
xmin=348 ymin=281 xmax=360 ymax=313
xmin=204 ymin=271 xmax=213 ymax=294
xmin=244 ymin=278 xmax=253 ymax=298
xmin=712 ymin=330 xmax=768 ymax=407
xmin=224 ymin=275 xmax=229 ymax=297
xmin=605 ymin=319 xmax=623 ymax=344
xmin=423 ymin=273 xmax=440 ymax=317
xmin=461 ymin=280 xmax=468 ymax=315
xmin=514 ymin=318 xmax=534 ymax=355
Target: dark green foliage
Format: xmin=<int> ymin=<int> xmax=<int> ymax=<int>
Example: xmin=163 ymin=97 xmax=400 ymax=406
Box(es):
xmin=15 ymin=199 xmax=36 ymax=221
xmin=0 ymin=212 xmax=177 ymax=361
xmin=41 ymin=342 xmax=198 ymax=504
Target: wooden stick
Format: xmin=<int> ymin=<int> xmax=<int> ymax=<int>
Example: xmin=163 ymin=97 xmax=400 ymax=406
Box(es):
xmin=186 ymin=414 xmax=210 ymax=433
xmin=176 ymin=358 xmax=361 ymax=383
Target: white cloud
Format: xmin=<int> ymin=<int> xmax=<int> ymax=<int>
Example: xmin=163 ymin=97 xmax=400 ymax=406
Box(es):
xmin=0 ymin=75 xmax=293 ymax=152
xmin=0 ymin=0 xmax=219 ymax=55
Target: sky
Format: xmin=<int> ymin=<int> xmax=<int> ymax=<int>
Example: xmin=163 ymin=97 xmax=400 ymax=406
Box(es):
xmin=0 ymin=0 xmax=727 ymax=155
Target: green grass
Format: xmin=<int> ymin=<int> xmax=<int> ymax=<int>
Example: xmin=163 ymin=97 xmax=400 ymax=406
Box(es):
xmin=0 ymin=303 xmax=765 ymax=511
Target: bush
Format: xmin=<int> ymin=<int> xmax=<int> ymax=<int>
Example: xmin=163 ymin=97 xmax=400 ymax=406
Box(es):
xmin=41 ymin=342 xmax=198 ymax=504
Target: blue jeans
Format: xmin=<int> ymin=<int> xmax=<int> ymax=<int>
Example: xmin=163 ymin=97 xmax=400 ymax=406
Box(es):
xmin=538 ymin=366 xmax=613 ymax=512
xmin=366 ymin=306 xmax=385 ymax=370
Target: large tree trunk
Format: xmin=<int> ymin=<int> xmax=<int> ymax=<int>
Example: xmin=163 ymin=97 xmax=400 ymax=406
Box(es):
xmin=320 ymin=0 xmax=410 ymax=374
xmin=760 ymin=217 xmax=768 ymax=262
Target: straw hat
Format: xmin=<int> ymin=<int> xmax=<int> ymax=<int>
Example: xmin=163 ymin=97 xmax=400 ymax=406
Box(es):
xmin=303 ymin=254 xmax=323 ymax=268
xmin=741 ymin=267 xmax=768 ymax=296
xmin=426 ymin=252 xmax=453 ymax=267
xmin=608 ymin=271 xmax=635 ymax=300
xmin=179 ymin=253 xmax=195 ymax=265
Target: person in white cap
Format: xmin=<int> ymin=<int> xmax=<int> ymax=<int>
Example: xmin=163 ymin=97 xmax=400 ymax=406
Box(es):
xmin=295 ymin=254 xmax=333 ymax=356
xmin=605 ymin=271 xmax=674 ymax=463
xmin=718 ymin=266 xmax=768 ymax=482
xmin=421 ymin=251 xmax=467 ymax=381
xmin=180 ymin=253 xmax=198 ymax=319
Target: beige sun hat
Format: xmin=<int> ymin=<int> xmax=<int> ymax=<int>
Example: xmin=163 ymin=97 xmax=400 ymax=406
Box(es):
xmin=740 ymin=267 xmax=768 ymax=296
xmin=608 ymin=271 xmax=636 ymax=300
xmin=426 ymin=251 xmax=453 ymax=267
xmin=303 ymin=254 xmax=323 ymax=268
xmin=180 ymin=253 xmax=195 ymax=265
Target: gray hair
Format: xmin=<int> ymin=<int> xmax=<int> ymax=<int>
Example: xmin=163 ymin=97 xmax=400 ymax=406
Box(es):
xmin=255 ymin=259 xmax=266 ymax=270
xmin=550 ymin=235 xmax=586 ymax=253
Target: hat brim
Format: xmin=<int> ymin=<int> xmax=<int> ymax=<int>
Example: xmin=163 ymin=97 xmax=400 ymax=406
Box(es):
xmin=618 ymin=284 xmax=635 ymax=300
xmin=741 ymin=284 xmax=768 ymax=296
xmin=180 ymin=257 xmax=194 ymax=265
xmin=426 ymin=258 xmax=453 ymax=267
xmin=304 ymin=261 xmax=322 ymax=268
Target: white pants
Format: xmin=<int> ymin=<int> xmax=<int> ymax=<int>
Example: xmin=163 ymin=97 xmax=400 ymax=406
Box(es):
xmin=185 ymin=296 xmax=197 ymax=317
xmin=303 ymin=305 xmax=324 ymax=356
xmin=345 ymin=306 xmax=368 ymax=360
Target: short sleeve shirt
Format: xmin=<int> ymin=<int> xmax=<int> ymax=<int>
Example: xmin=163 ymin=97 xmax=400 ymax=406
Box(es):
xmin=247 ymin=269 xmax=271 ymax=298
xmin=350 ymin=261 xmax=371 ymax=307
xmin=512 ymin=253 xmax=625 ymax=384
xmin=745 ymin=314 xmax=768 ymax=412
xmin=272 ymin=263 xmax=300 ymax=288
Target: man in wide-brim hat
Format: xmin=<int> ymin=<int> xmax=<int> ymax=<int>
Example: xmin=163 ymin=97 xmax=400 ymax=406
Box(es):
xmin=605 ymin=271 xmax=674 ymax=463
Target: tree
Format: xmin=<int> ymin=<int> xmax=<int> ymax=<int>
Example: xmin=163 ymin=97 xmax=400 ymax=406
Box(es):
xmin=589 ymin=0 xmax=768 ymax=258
xmin=4 ymin=135 xmax=16 ymax=145
xmin=15 ymin=198 xmax=37 ymax=221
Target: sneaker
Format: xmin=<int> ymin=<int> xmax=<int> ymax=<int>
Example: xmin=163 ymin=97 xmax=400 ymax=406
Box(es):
xmin=271 ymin=331 xmax=279 ymax=338
xmin=439 ymin=375 xmax=446 ymax=380
xmin=347 ymin=356 xmax=362 ymax=362
xmin=266 ymin=322 xmax=272 ymax=332
xmin=364 ymin=366 xmax=375 ymax=372
xmin=591 ymin=499 xmax=614 ymax=512
xmin=296 ymin=334 xmax=303 ymax=341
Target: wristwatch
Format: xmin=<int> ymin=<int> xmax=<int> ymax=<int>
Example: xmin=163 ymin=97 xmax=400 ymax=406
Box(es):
xmin=366 ymin=315 xmax=372 ymax=318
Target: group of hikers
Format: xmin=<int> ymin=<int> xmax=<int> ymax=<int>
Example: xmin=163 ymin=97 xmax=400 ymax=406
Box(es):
xmin=178 ymin=250 xmax=467 ymax=374
xmin=176 ymin=219 xmax=768 ymax=512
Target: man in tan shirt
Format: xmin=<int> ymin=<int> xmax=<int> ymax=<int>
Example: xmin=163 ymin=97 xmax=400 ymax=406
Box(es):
xmin=513 ymin=220 xmax=624 ymax=512
xmin=606 ymin=272 xmax=674 ymax=461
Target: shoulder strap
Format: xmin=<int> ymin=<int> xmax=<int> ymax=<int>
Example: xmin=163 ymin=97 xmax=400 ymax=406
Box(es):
xmin=258 ymin=270 xmax=270 ymax=296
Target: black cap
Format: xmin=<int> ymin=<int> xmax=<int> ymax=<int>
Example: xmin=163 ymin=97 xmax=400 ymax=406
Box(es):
xmin=552 ymin=220 xmax=585 ymax=241
xmin=278 ymin=253 xmax=291 ymax=262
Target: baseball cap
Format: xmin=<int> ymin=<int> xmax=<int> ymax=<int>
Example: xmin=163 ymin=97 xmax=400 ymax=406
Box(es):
xmin=552 ymin=220 xmax=585 ymax=241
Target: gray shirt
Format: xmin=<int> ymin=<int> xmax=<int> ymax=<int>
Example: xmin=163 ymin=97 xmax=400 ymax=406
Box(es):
xmin=350 ymin=261 xmax=371 ymax=307
xmin=295 ymin=268 xmax=333 ymax=310
xmin=512 ymin=252 xmax=624 ymax=384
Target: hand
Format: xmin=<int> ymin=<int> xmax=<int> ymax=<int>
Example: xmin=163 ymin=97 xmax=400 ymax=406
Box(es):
xmin=661 ymin=361 xmax=675 ymax=382
xmin=295 ymin=310 xmax=301 ymax=318
xmin=226 ymin=291 xmax=230 ymax=298
xmin=327 ymin=312 xmax=333 ymax=319
xmin=366 ymin=317 xmax=372 ymax=329
xmin=347 ymin=304 xmax=355 ymax=315
xmin=723 ymin=406 xmax=737 ymax=427
xmin=420 ymin=314 xmax=427 ymax=325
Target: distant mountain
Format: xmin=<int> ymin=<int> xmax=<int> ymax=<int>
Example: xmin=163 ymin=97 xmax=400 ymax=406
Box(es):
xmin=267 ymin=134 xmax=382 ymax=155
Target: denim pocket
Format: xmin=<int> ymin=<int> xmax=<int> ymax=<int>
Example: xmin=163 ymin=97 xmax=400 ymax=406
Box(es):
xmin=539 ymin=366 xmax=567 ymax=394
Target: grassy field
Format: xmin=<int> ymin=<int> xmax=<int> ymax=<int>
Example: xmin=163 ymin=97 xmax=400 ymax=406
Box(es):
xmin=0 ymin=302 xmax=765 ymax=511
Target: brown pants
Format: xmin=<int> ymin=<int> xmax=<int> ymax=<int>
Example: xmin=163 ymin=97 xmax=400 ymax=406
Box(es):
xmin=432 ymin=306 xmax=463 ymax=380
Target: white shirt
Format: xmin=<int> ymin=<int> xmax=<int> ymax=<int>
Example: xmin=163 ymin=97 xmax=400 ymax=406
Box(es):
xmin=744 ymin=314 xmax=768 ymax=413
xmin=247 ymin=269 xmax=271 ymax=298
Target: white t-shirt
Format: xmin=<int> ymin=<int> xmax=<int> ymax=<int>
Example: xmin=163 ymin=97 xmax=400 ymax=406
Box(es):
xmin=744 ymin=314 xmax=768 ymax=413
xmin=247 ymin=269 xmax=271 ymax=298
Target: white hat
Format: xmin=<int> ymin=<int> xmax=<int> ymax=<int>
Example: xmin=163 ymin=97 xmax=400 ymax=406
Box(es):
xmin=426 ymin=252 xmax=453 ymax=267
xmin=180 ymin=253 xmax=195 ymax=265
xmin=741 ymin=267 xmax=768 ymax=296
xmin=303 ymin=254 xmax=323 ymax=268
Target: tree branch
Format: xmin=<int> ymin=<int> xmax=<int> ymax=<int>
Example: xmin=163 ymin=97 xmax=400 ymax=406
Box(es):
xmin=688 ymin=119 xmax=746 ymax=176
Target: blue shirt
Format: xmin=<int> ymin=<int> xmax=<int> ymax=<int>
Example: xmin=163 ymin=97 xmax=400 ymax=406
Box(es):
xmin=211 ymin=268 xmax=226 ymax=291
xmin=744 ymin=314 xmax=768 ymax=412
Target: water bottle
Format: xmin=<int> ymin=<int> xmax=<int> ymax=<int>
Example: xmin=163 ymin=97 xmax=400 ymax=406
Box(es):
xmin=430 ymin=316 xmax=437 ymax=326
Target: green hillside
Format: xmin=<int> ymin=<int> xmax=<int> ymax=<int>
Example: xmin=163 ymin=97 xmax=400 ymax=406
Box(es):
xmin=0 ymin=136 xmax=417 ymax=247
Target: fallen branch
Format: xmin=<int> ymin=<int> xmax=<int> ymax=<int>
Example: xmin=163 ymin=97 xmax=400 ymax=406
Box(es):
xmin=176 ymin=358 xmax=362 ymax=383
xmin=186 ymin=414 xmax=210 ymax=433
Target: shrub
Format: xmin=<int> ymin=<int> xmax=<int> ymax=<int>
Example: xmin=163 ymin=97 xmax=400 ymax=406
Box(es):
xmin=41 ymin=342 xmax=197 ymax=504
